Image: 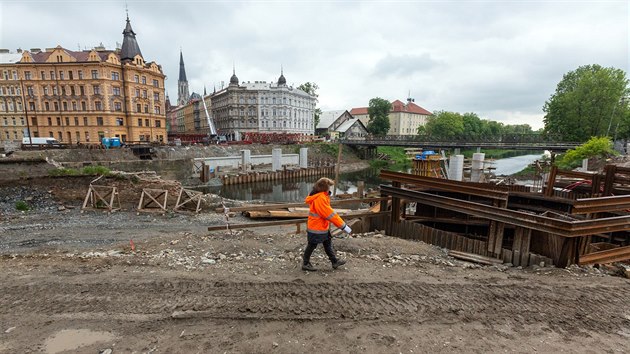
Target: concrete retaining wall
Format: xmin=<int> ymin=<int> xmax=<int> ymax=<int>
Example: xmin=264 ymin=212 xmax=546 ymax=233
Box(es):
xmin=0 ymin=158 xmax=56 ymax=182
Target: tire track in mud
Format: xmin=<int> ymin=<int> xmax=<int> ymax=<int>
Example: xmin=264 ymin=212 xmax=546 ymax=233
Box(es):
xmin=1 ymin=280 xmax=629 ymax=331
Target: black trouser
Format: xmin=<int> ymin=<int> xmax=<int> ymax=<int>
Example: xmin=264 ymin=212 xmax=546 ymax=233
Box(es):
xmin=303 ymin=237 xmax=337 ymax=265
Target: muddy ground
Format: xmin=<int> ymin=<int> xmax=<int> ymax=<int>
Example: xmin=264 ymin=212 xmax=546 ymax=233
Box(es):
xmin=1 ymin=181 xmax=630 ymax=353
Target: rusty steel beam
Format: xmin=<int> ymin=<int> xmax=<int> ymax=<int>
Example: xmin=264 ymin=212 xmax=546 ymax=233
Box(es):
xmin=572 ymin=195 xmax=630 ymax=214
xmin=578 ymin=245 xmax=630 ymax=265
xmin=380 ymin=170 xmax=509 ymax=200
xmin=380 ymin=185 xmax=630 ymax=237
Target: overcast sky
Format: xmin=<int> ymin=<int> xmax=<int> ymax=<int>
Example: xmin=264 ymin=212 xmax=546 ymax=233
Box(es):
xmin=1 ymin=1 xmax=628 ymax=129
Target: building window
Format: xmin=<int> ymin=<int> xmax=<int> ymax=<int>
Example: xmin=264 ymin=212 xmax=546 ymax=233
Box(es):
xmin=152 ymin=79 xmax=159 ymax=88
xmin=53 ymin=102 xmax=59 ymax=111
xmin=135 ymin=89 xmax=140 ymax=97
xmin=93 ymin=85 xmax=100 ymax=95
xmin=81 ymin=101 xmax=86 ymax=111
xmin=68 ymin=71 xmax=73 ymax=80
xmin=154 ymin=106 xmax=161 ymax=114
xmin=136 ymin=104 xmax=141 ymax=112
xmin=56 ymin=117 xmax=61 ymax=126
xmin=44 ymin=102 xmax=50 ymax=111
xmin=85 ymin=132 xmax=90 ymax=142
xmin=134 ymin=75 xmax=139 ymax=83
xmin=141 ymin=76 xmax=146 ymax=85
xmin=96 ymin=117 xmax=104 ymax=126
xmin=94 ymin=101 xmax=102 ymax=110
xmin=24 ymin=71 xmax=31 ymax=80
xmin=59 ymin=71 xmax=64 ymax=80
xmin=74 ymin=117 xmax=79 ymax=126
xmin=116 ymin=118 xmax=124 ymax=126
xmin=65 ymin=117 xmax=70 ymax=126
xmin=111 ymin=72 xmax=120 ymax=81
xmin=155 ymin=120 xmax=161 ymax=128
xmin=50 ymin=71 xmax=56 ymax=80
xmin=11 ymin=118 xmax=15 ymax=126
xmin=72 ymin=102 xmax=77 ymax=111
xmin=153 ymin=92 xmax=159 ymax=101
xmin=83 ymin=117 xmax=88 ymax=126
xmin=91 ymin=70 xmax=98 ymax=79
xmin=31 ymin=117 xmax=37 ymax=126
xmin=79 ymin=86 xmax=85 ymax=95
xmin=52 ymin=86 xmax=58 ymax=95
xmin=113 ymin=87 xmax=121 ymax=96
xmin=145 ymin=119 xmax=149 ymax=127
xmin=40 ymin=71 xmax=45 ymax=80
xmin=144 ymin=105 xmax=148 ymax=113
xmin=43 ymin=86 xmax=49 ymax=95
xmin=29 ymin=102 xmax=35 ymax=111
xmin=62 ymin=102 xmax=68 ymax=111
xmin=78 ymin=71 xmax=83 ymax=80
xmin=61 ymin=86 xmax=66 ymax=96
xmin=142 ymin=90 xmax=147 ymax=98
xmin=26 ymin=86 xmax=34 ymax=96
xmin=138 ymin=118 xmax=142 ymax=126
xmin=114 ymin=102 xmax=122 ymax=111
xmin=76 ymin=131 xmax=80 ymax=142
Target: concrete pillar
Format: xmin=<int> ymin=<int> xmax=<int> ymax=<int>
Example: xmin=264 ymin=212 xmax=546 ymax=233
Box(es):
xmin=476 ymin=147 xmax=481 ymax=153
xmin=241 ymin=149 xmax=251 ymax=172
xmin=454 ymin=148 xmax=461 ymax=155
xmin=299 ymin=147 xmax=308 ymax=168
xmin=448 ymin=155 xmax=464 ymax=181
xmin=581 ymin=158 xmax=589 ymax=171
xmin=272 ymin=148 xmax=282 ymax=171
xmin=471 ymin=153 xmax=485 ymax=182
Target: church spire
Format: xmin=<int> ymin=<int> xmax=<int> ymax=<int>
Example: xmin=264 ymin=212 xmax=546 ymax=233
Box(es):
xmin=177 ymin=49 xmax=190 ymax=106
xmin=120 ymin=14 xmax=143 ymax=62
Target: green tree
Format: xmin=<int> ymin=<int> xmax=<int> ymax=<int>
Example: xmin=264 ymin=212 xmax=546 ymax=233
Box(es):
xmin=422 ymin=110 xmax=465 ymax=138
xmin=298 ymin=82 xmax=321 ymax=129
xmin=367 ymin=97 xmax=391 ymax=136
xmin=543 ymin=64 xmax=629 ymax=142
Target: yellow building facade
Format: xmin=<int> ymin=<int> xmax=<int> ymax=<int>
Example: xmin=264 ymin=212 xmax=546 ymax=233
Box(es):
xmin=0 ymin=17 xmax=166 ymax=145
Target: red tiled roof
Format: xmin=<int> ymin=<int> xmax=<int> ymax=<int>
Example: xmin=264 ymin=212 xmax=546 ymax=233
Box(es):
xmin=26 ymin=47 xmax=118 ymax=63
xmin=350 ymin=107 xmax=368 ymax=115
xmin=352 ymin=100 xmax=432 ymax=116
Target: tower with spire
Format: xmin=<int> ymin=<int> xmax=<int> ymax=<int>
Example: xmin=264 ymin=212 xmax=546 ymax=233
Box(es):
xmin=120 ymin=14 xmax=143 ymax=63
xmin=177 ymin=50 xmax=190 ymax=106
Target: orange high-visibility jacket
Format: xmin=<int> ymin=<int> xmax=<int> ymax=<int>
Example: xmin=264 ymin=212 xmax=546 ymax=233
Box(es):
xmin=305 ymin=191 xmax=346 ymax=234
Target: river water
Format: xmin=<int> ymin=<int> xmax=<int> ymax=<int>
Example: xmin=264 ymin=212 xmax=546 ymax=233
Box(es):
xmin=202 ymin=153 xmax=543 ymax=203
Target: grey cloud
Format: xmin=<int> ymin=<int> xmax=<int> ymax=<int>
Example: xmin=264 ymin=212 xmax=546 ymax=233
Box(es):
xmin=372 ymin=53 xmax=439 ymax=78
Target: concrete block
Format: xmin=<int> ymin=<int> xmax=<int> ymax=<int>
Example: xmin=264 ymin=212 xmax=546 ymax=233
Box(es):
xmin=299 ymin=147 xmax=308 ymax=168
xmin=241 ymin=149 xmax=251 ymax=171
xmin=272 ymin=148 xmax=282 ymax=171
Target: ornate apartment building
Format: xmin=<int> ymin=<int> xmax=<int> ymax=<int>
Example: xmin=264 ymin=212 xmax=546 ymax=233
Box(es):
xmin=0 ymin=16 xmax=166 ymax=144
xmin=211 ymin=69 xmax=316 ymax=140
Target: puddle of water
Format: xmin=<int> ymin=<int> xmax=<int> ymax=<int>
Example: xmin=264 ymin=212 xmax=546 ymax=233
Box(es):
xmin=44 ymin=329 xmax=116 ymax=354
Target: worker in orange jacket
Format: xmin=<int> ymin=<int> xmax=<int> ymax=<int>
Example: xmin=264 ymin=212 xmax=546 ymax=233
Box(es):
xmin=302 ymin=177 xmax=351 ymax=271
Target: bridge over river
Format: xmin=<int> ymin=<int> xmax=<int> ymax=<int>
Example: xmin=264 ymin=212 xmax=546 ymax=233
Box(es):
xmin=340 ymin=134 xmax=580 ymax=152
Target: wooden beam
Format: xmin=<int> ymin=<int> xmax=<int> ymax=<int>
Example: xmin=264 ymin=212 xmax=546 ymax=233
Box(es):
xmin=207 ymin=211 xmax=390 ymax=231
xmin=214 ymin=197 xmax=390 ymax=213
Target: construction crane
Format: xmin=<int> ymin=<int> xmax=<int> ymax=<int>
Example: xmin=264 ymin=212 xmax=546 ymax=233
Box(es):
xmin=200 ymin=94 xmax=217 ymax=137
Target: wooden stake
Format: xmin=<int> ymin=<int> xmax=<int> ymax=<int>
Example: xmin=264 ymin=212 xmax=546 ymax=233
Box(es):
xmin=333 ymin=143 xmax=342 ymax=196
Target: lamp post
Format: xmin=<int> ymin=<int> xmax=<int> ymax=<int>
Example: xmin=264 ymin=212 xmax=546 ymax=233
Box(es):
xmin=19 ymin=78 xmax=32 ymax=144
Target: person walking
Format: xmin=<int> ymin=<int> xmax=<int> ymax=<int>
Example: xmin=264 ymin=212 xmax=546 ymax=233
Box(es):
xmin=302 ymin=177 xmax=351 ymax=271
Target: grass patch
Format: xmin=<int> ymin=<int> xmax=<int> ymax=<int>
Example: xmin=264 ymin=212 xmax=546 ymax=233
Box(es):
xmin=15 ymin=200 xmax=30 ymax=211
xmin=377 ymin=146 xmax=412 ymax=169
xmin=81 ymin=165 xmax=111 ymax=175
xmin=49 ymin=165 xmax=111 ymax=176
xmin=49 ymin=168 xmax=79 ymax=176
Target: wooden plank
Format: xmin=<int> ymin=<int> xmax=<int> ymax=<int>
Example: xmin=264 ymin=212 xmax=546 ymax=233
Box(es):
xmin=448 ymin=250 xmax=503 ymax=265
xmin=503 ymin=249 xmax=513 ymax=264
xmin=207 ymin=211 xmax=389 ymax=231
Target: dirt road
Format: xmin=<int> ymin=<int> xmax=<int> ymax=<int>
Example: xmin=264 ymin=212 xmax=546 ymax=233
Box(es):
xmin=1 ymin=209 xmax=630 ymax=353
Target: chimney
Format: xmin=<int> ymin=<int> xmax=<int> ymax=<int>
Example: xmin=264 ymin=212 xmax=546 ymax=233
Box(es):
xmin=30 ymin=48 xmax=42 ymax=53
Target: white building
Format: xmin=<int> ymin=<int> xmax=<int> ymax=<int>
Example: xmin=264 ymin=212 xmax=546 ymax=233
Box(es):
xmin=211 ymin=69 xmax=316 ymax=140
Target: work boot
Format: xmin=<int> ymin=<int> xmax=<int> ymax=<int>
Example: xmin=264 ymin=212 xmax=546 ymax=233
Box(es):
xmin=302 ymin=263 xmax=317 ymax=271
xmin=332 ymin=259 xmax=346 ymax=269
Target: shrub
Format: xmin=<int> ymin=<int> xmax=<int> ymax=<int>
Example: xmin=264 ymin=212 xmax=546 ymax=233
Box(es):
xmin=15 ymin=201 xmax=30 ymax=211
xmin=557 ymin=136 xmax=617 ymax=169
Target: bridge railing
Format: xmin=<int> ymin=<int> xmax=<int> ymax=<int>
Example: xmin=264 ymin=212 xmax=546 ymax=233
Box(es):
xmin=341 ymin=134 xmax=577 ymax=145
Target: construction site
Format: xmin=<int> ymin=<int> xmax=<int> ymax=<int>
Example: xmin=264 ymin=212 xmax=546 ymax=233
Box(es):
xmin=1 ymin=143 xmax=630 ymax=353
